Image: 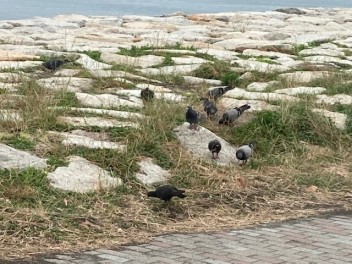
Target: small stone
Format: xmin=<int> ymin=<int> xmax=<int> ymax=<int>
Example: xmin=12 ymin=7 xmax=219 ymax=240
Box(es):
xmin=312 ymin=108 xmax=347 ymax=129
xmin=306 ymin=185 xmax=318 ymax=193
xmin=47 ymin=156 xmax=122 ymax=193
xmin=76 ymin=54 xmax=112 ymax=70
xmin=224 ymin=87 xmax=298 ymax=102
xmin=316 ymin=94 xmax=352 ymax=105
xmin=232 ymin=59 xmax=290 ymax=72
xmin=183 ymin=76 xmax=222 ymax=85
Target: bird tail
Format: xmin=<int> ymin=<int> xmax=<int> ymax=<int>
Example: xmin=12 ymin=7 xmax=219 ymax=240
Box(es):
xmin=237 ymin=104 xmax=251 ymax=115
xmin=223 ymin=86 xmax=234 ymax=93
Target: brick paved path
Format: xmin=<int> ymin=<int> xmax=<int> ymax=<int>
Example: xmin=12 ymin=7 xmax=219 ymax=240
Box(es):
xmin=12 ymin=213 xmax=352 ymax=264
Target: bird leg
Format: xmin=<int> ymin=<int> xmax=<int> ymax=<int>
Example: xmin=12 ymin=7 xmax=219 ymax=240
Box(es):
xmin=216 ymin=153 xmax=220 ymax=159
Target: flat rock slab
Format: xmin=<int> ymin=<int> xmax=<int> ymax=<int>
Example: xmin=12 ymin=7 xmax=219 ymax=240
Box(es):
xmin=0 ymin=143 xmax=47 ymax=170
xmin=312 ymin=108 xmax=347 ymax=129
xmin=100 ymin=53 xmax=164 ymax=68
xmin=316 ymin=94 xmax=352 ymax=105
xmin=54 ymin=69 xmax=81 ymax=77
xmin=58 ymin=116 xmax=139 ymax=128
xmin=140 ymin=64 xmax=202 ymax=75
xmin=75 ymin=92 xmax=143 ymax=109
xmin=183 ymin=76 xmax=222 ymax=85
xmin=172 ymin=56 xmax=210 ymax=65
xmin=196 ymin=48 xmax=239 ymax=61
xmin=274 ymin=86 xmax=326 ymax=95
xmin=135 ymin=83 xmax=172 ymax=92
xmin=0 ymin=72 xmax=29 ymax=82
xmin=115 ymin=89 xmax=184 ymax=102
xmin=37 ymin=77 xmax=92 ymax=92
xmin=173 ymin=122 xmax=239 ymax=165
xmin=54 ymin=106 xmax=144 ymax=119
xmin=76 ymin=54 xmax=112 ymax=70
xmin=224 ymin=88 xmax=298 ymax=102
xmin=0 ymin=61 xmax=42 ymax=69
xmin=279 ymin=71 xmax=331 ymax=83
xmin=247 ymin=81 xmax=279 ymax=92
xmin=47 ymin=156 xmax=122 ymax=193
xmin=135 ymin=157 xmax=170 ymax=185
xmin=49 ymin=131 xmax=126 ymax=150
xmin=232 ymin=59 xmax=290 ymax=72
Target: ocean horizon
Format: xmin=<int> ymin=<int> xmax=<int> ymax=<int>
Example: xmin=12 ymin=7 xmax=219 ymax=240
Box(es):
xmin=1 ymin=0 xmax=352 ymax=20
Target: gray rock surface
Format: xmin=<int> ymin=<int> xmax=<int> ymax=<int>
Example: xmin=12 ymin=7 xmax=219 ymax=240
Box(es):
xmin=47 ymin=156 xmax=122 ymax=193
xmin=135 ymin=157 xmax=170 ymax=185
xmin=173 ymin=122 xmax=239 ymax=165
xmin=0 ymin=144 xmax=47 ymax=169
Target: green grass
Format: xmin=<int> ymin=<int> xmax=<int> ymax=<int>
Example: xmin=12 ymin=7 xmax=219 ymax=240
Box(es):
xmin=2 ymin=134 xmax=35 ymax=150
xmin=226 ymin=101 xmax=349 ymax=162
xmin=54 ymin=91 xmax=81 ymax=107
xmin=81 ymin=50 xmax=102 ymax=61
xmin=305 ymin=73 xmax=352 ymax=95
xmin=294 ymin=172 xmax=352 ymax=191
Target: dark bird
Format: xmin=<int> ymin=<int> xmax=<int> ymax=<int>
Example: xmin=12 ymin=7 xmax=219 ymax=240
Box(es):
xmin=42 ymin=59 xmax=69 ymax=71
xmin=219 ymin=104 xmax=251 ymax=125
xmin=147 ymin=185 xmax=186 ymax=202
xmin=236 ymin=141 xmax=255 ymax=165
xmin=201 ymin=98 xmax=217 ymax=117
xmin=141 ymin=87 xmax=155 ymax=101
xmin=186 ymin=106 xmax=199 ymax=130
xmin=207 ymin=86 xmax=234 ymax=100
xmin=208 ymin=139 xmax=222 ymax=159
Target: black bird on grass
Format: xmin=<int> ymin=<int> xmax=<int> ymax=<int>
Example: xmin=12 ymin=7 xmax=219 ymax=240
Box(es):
xmin=147 ymin=185 xmax=186 ymax=202
xmin=236 ymin=141 xmax=255 ymax=165
xmin=186 ymin=106 xmax=199 ymax=130
xmin=42 ymin=59 xmax=69 ymax=71
xmin=208 ymin=139 xmax=222 ymax=159
xmin=219 ymin=104 xmax=251 ymax=125
xmin=207 ymin=86 xmax=234 ymax=100
xmin=141 ymin=87 xmax=155 ymax=101
xmin=201 ymin=98 xmax=217 ymax=117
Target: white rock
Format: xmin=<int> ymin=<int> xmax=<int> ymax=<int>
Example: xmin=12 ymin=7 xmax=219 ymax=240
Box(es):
xmin=115 ymin=89 xmax=184 ymax=102
xmin=0 ymin=82 xmax=20 ymax=92
xmin=135 ymin=83 xmax=172 ymax=92
xmin=274 ymin=86 xmax=326 ymax=95
xmin=0 ymin=61 xmax=42 ymax=69
xmin=54 ymin=69 xmax=81 ymax=77
xmin=183 ymin=76 xmax=222 ymax=85
xmin=37 ymin=77 xmax=92 ymax=92
xmin=316 ymin=94 xmax=352 ymax=105
xmin=75 ymin=92 xmax=143 ymax=109
xmin=219 ymin=97 xmax=278 ymax=112
xmin=58 ymin=116 xmax=139 ymax=128
xmin=196 ymin=48 xmax=240 ymax=61
xmin=172 ymin=56 xmax=210 ymax=65
xmin=114 ymin=78 xmax=134 ymax=85
xmin=279 ymin=71 xmax=331 ymax=83
xmin=49 ymin=131 xmax=125 ymax=150
xmin=304 ymin=55 xmax=352 ymax=67
xmin=89 ymin=70 xmax=161 ymax=83
xmin=299 ymin=47 xmax=345 ymax=57
xmin=140 ymin=64 xmax=202 ymax=75
xmin=76 ymin=54 xmax=112 ymax=70
xmin=0 ymin=143 xmax=47 ymax=170
xmin=275 ymin=57 xmax=303 ymax=68
xmin=312 ymin=108 xmax=347 ymax=130
xmin=232 ymin=59 xmax=290 ymax=72
xmin=152 ymin=49 xmax=196 ymax=55
xmin=135 ymin=157 xmax=170 ymax=185
xmin=242 ymin=49 xmax=295 ymax=59
xmin=0 ymin=72 xmax=29 ymax=82
xmin=247 ymin=81 xmax=279 ymax=92
xmin=173 ymin=122 xmax=239 ymax=165
xmin=53 ymin=107 xmax=143 ymax=119
xmin=47 ymin=156 xmax=122 ymax=193
xmin=100 ymin=53 xmax=164 ymax=68
xmin=224 ymin=87 xmax=298 ymax=102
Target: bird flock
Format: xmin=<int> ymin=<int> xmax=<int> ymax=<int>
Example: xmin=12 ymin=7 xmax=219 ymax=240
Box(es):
xmin=139 ymin=84 xmax=255 ymax=203
xmin=42 ymin=59 xmax=255 ymax=203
